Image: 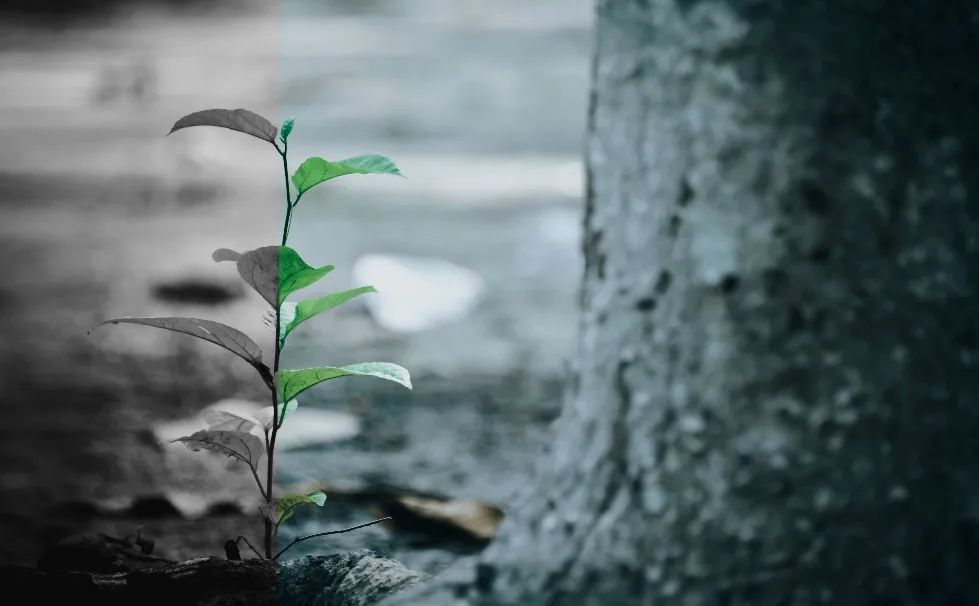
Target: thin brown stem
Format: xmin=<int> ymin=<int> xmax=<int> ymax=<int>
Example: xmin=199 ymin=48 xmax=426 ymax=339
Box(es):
xmin=272 ymin=517 xmax=392 ymax=561
xmin=236 ymin=535 xmax=264 ymax=560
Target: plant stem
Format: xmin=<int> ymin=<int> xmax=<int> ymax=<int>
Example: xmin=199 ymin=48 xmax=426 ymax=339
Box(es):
xmin=272 ymin=517 xmax=392 ymax=561
xmin=263 ymin=401 xmax=278 ymax=558
xmin=280 ymin=142 xmax=294 ymax=247
xmin=264 ymin=139 xmax=294 ymax=559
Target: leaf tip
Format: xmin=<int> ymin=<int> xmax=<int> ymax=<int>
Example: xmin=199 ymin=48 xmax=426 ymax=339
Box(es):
xmin=279 ymin=117 xmax=295 ymax=142
xmin=90 ymin=319 xmax=113 ymax=332
xmin=212 ymin=248 xmax=242 ymax=263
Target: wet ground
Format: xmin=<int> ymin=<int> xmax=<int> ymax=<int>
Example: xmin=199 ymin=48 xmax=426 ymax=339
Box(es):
xmin=0 ymin=0 xmax=590 ymax=571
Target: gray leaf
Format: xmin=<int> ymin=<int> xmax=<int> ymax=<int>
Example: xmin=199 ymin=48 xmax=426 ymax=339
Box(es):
xmin=95 ymin=316 xmax=267 ymax=374
xmin=204 ymin=409 xmax=262 ymax=434
xmin=169 ymin=108 xmax=278 ymax=144
xmin=174 ymin=430 xmax=265 ymax=471
xmin=212 ymin=248 xmax=242 ymax=263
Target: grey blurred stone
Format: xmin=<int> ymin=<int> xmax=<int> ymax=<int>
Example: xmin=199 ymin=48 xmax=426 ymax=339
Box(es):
xmin=279 ymin=550 xmax=428 ymax=606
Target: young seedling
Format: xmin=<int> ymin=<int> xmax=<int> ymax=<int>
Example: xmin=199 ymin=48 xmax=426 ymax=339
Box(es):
xmin=94 ymin=108 xmax=410 ymax=560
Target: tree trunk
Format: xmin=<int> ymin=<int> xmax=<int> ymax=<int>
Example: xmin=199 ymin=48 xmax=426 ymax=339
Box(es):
xmin=464 ymin=1 xmax=979 ymax=604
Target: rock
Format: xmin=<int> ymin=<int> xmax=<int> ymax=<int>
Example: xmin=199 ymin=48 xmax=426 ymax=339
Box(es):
xmin=383 ymin=495 xmax=504 ymax=544
xmin=61 ymin=493 xmax=247 ymax=520
xmin=275 ymin=408 xmax=362 ymax=450
xmin=12 ymin=544 xmax=426 ymax=606
xmin=37 ymin=532 xmax=173 ymax=573
xmin=126 ymin=558 xmax=276 ymax=606
xmin=379 ymin=557 xmax=480 ymax=606
xmin=206 ymin=500 xmax=245 ymax=516
xmin=279 ymin=550 xmax=428 ymax=606
xmin=152 ymin=278 xmax=241 ymax=305
xmin=134 ymin=529 xmax=155 ymax=554
xmin=125 ymin=495 xmax=184 ymax=518
xmin=0 ymin=565 xmax=125 ymax=604
xmin=352 ymin=254 xmax=484 ymax=333
xmin=223 ymin=540 xmax=241 ymax=561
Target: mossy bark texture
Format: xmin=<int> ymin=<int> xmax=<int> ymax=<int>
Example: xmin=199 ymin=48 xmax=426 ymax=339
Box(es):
xmin=466 ymin=1 xmax=979 ymax=604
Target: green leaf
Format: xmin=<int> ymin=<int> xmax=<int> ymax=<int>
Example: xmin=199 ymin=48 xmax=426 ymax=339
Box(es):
xmin=94 ymin=317 xmax=271 ymax=382
xmin=168 ymin=108 xmax=278 ymax=144
xmin=279 ymin=363 xmax=412 ymax=402
xmin=272 ymin=490 xmax=327 ymax=525
xmin=282 ymin=286 xmax=376 ymax=342
xmin=174 ymin=430 xmax=265 ymax=472
xmin=291 ymin=154 xmax=403 ymax=196
xmin=278 ymin=247 xmax=335 ymax=305
xmin=214 ymin=246 xmax=333 ymax=307
xmin=279 ymin=118 xmax=295 ymax=142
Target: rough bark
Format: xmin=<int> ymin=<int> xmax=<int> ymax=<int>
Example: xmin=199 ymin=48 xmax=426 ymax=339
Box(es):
xmin=434 ymin=1 xmax=979 ymax=604
xmin=3 ymin=549 xmax=426 ymax=606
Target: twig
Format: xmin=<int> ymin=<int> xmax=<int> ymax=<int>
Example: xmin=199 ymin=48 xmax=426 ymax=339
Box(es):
xmin=272 ymin=517 xmax=392 ymax=561
xmin=236 ymin=535 xmax=264 ymax=560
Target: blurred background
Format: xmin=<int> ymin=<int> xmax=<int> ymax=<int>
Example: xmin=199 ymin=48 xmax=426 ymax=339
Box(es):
xmin=0 ymin=0 xmax=590 ymax=572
